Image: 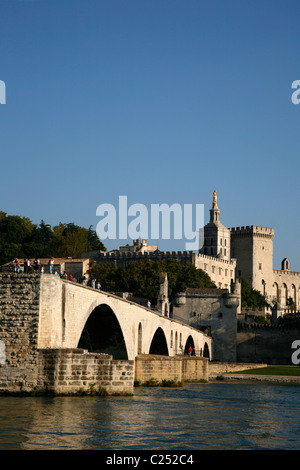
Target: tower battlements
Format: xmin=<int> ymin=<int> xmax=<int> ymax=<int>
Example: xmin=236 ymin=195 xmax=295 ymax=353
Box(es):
xmin=98 ymin=250 xmax=194 ymax=259
xmin=230 ymin=226 xmax=274 ymax=238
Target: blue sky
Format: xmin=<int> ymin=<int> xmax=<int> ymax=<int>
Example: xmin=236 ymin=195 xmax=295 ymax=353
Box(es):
xmin=0 ymin=0 xmax=299 ymax=270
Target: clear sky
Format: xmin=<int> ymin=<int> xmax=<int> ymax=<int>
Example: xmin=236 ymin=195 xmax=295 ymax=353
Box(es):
xmin=0 ymin=0 xmax=299 ymax=270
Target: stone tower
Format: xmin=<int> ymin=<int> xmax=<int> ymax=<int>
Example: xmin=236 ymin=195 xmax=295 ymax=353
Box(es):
xmin=199 ymin=190 xmax=231 ymax=261
xmin=157 ymin=272 xmax=170 ymax=316
xmin=230 ymin=225 xmax=274 ymax=301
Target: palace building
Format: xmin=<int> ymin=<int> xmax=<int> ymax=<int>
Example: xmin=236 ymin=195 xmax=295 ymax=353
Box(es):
xmin=83 ymin=191 xmax=300 ymax=315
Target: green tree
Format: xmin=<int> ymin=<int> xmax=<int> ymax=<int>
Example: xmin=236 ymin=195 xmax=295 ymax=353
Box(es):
xmin=0 ymin=215 xmax=35 ymax=263
xmin=88 ymin=262 xmax=121 ymax=290
xmin=87 ymin=225 xmax=106 ymax=251
xmin=88 ymin=258 xmax=216 ymax=298
xmin=287 ymin=297 xmax=296 ymax=312
xmin=239 ymin=276 xmax=268 ymax=309
xmin=0 ymin=213 xmax=106 ymax=264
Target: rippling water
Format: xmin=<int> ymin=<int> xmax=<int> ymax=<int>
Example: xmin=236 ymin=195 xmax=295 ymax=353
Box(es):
xmin=0 ymin=382 xmax=300 ymax=450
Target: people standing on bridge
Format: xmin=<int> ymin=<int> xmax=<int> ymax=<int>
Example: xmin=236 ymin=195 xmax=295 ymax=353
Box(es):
xmin=96 ymin=281 xmax=101 ymax=290
xmin=188 ymin=346 xmax=192 ymax=356
xmin=33 ymin=259 xmax=39 ymax=274
xmin=147 ymin=300 xmax=151 ymax=309
xmin=91 ymin=278 xmax=96 ymax=289
xmin=14 ymin=258 xmax=20 ymax=273
xmin=48 ymin=257 xmax=55 ymax=274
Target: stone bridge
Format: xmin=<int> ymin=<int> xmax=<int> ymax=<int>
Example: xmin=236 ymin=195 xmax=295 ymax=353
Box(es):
xmin=39 ymin=274 xmax=212 ymax=361
xmin=0 ymin=273 xmax=212 ymax=395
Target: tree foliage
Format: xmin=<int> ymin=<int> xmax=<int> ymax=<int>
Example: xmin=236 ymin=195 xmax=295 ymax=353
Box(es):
xmin=88 ymin=258 xmax=216 ymax=299
xmin=0 ymin=212 xmax=106 ymax=264
xmin=239 ymin=276 xmax=268 ymax=309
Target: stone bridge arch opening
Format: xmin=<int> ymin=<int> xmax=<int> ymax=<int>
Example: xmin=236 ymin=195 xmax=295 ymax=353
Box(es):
xmin=203 ymin=342 xmax=210 ymax=359
xmin=184 ymin=335 xmax=195 ymax=355
xmin=77 ymin=304 xmax=128 ymax=359
xmin=149 ymin=327 xmax=169 ymax=356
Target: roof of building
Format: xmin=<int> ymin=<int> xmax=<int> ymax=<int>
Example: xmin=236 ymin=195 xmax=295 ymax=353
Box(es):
xmin=185 ymin=287 xmax=229 ymax=295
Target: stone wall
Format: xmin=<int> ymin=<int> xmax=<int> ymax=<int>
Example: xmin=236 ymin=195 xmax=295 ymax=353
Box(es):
xmin=38 ymin=349 xmax=134 ymax=395
xmin=272 ymin=268 xmax=300 ymax=311
xmin=171 ymin=288 xmax=239 ymax=362
xmin=193 ymin=253 xmax=236 ymax=289
xmin=181 ymin=356 xmax=209 ymax=382
xmin=0 ymin=274 xmax=40 ymax=367
xmin=134 ymin=354 xmax=209 ymax=383
xmin=237 ymin=324 xmax=300 ymax=365
xmin=0 ymin=274 xmax=41 ymax=392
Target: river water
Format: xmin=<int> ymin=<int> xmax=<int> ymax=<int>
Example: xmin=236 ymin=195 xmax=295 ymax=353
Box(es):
xmin=0 ymin=382 xmax=299 ymax=450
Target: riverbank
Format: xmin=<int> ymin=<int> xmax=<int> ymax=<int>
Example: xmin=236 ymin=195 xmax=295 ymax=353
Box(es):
xmin=211 ymin=374 xmax=300 ymax=384
xmin=210 ymin=365 xmax=300 ymax=384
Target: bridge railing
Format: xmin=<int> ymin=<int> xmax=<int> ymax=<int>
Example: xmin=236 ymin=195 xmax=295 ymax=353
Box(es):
xmin=175 ymin=349 xmax=204 ymax=357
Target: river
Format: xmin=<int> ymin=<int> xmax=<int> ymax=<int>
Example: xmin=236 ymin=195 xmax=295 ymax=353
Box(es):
xmin=0 ymin=382 xmax=299 ymax=450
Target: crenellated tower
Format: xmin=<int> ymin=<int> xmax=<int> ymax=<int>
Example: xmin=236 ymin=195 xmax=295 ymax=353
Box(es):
xmin=230 ymin=225 xmax=274 ymax=300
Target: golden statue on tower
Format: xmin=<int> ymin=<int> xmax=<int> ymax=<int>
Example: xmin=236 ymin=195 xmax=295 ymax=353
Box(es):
xmin=212 ymin=190 xmax=218 ymax=208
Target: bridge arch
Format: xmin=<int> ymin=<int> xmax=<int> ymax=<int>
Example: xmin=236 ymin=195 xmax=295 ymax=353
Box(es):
xmin=203 ymin=342 xmax=210 ymax=359
xmin=37 ymin=276 xmax=212 ymax=361
xmin=149 ymin=327 xmax=169 ymax=356
xmin=184 ymin=335 xmax=195 ymax=355
xmin=77 ymin=303 xmax=128 ymax=359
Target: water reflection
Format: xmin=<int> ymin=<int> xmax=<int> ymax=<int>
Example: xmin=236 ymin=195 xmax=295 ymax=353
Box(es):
xmin=0 ymin=383 xmax=299 ymax=450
